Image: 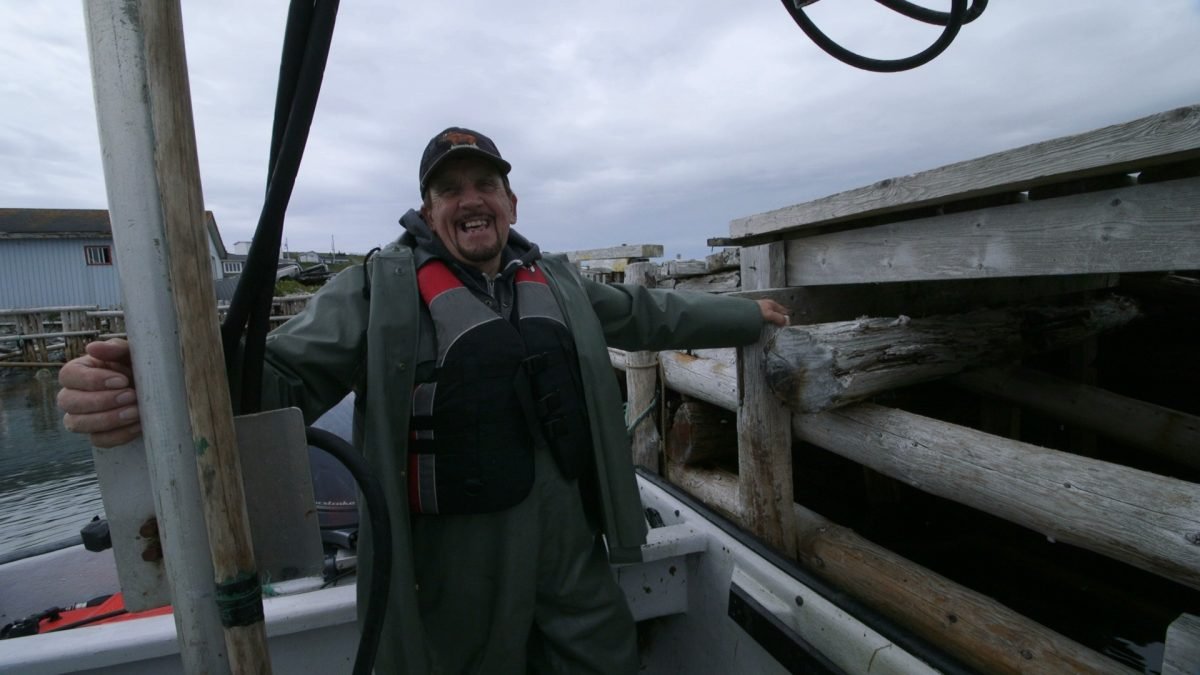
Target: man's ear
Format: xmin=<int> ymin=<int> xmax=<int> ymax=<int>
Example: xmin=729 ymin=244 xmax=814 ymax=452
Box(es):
xmin=509 ymin=191 xmax=518 ymax=223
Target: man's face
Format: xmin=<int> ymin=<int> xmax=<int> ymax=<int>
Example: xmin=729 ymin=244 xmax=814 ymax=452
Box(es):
xmin=421 ymin=156 xmax=517 ymax=275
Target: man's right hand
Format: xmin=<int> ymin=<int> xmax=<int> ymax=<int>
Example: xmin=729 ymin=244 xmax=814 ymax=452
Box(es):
xmin=57 ymin=338 xmax=142 ymax=448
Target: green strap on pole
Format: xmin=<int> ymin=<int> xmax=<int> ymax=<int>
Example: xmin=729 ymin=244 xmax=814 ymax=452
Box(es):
xmin=215 ymin=571 xmax=265 ymax=627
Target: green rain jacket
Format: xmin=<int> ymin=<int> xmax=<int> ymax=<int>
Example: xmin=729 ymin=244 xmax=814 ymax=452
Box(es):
xmin=258 ymin=240 xmax=764 ymax=673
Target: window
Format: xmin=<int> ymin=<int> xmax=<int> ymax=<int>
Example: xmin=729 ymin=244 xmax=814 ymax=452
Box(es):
xmin=223 ymin=261 xmax=244 ymax=275
xmin=84 ymin=245 xmax=113 ymax=266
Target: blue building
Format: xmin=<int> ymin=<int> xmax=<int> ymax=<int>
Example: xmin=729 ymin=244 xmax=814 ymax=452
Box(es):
xmin=0 ymin=208 xmax=231 ymax=310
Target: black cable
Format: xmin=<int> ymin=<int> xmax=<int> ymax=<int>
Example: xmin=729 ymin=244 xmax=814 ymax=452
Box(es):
xmin=873 ymin=0 xmax=986 ymax=27
xmin=221 ymin=0 xmax=340 ymax=414
xmin=306 ymin=426 xmax=392 ymax=675
xmin=780 ymin=0 xmax=971 ymax=72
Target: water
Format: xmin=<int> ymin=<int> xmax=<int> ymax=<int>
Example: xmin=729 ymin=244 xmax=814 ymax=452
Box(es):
xmin=0 ymin=371 xmax=101 ymax=559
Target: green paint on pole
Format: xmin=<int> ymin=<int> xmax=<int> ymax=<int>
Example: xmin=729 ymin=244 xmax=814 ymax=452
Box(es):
xmin=194 ymin=436 xmax=210 ymax=456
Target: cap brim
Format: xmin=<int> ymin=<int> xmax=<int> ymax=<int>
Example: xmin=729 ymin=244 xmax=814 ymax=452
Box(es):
xmin=420 ymin=147 xmax=512 ymax=192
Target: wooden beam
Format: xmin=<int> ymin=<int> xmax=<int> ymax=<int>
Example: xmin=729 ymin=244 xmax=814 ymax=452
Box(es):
xmin=792 ymin=403 xmax=1200 ymax=591
xmin=660 ymin=259 xmax=709 ymax=278
xmin=955 ymin=366 xmax=1200 ymax=471
xmin=765 ymin=295 xmax=1139 ymax=413
xmin=563 ymin=244 xmax=663 ymax=262
xmin=733 ymin=274 xmax=1120 ymax=325
xmin=705 ymin=247 xmax=740 ymax=273
xmin=729 ymin=105 xmax=1200 ymax=241
xmin=737 ymin=243 xmax=796 ymax=555
xmin=666 ymin=463 xmax=1131 ymax=674
xmin=783 ymin=177 xmax=1200 ymax=286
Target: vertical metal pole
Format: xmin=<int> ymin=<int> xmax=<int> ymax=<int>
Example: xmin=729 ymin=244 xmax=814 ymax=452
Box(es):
xmin=83 ymin=1 xmax=271 ymax=673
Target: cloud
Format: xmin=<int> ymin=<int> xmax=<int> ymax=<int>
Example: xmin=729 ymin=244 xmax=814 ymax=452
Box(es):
xmin=2 ymin=0 xmax=1198 ymax=261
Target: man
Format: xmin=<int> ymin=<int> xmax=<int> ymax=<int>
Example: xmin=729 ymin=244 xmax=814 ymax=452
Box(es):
xmin=58 ymin=127 xmax=789 ymax=673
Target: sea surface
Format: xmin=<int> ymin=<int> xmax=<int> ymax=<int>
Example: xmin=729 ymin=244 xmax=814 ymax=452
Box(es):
xmin=0 ymin=371 xmax=101 ymax=560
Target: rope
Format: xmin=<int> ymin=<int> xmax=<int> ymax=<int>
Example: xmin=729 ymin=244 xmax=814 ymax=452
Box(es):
xmin=627 ymin=389 xmax=661 ymax=433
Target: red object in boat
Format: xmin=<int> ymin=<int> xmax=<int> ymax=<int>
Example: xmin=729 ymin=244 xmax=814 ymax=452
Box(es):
xmin=39 ymin=593 xmax=173 ymax=633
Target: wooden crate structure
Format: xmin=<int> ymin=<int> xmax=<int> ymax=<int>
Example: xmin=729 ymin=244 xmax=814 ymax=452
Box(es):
xmin=610 ymin=105 xmax=1200 ymax=674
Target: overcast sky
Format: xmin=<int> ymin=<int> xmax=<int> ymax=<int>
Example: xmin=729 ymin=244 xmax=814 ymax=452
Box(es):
xmin=2 ymin=1 xmax=1198 ymax=261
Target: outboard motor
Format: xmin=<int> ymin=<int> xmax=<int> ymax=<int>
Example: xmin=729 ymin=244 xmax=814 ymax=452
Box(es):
xmin=308 ymin=393 xmax=359 ymax=583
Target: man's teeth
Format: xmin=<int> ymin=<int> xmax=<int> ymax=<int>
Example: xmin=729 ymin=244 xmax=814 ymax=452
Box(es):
xmin=461 ymin=219 xmax=488 ymax=231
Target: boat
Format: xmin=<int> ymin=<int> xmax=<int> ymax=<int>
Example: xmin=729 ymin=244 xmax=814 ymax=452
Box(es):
xmin=3 ymin=1 xmax=1196 ymax=673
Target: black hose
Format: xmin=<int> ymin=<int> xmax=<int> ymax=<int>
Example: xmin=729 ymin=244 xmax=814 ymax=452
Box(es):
xmin=306 ymin=426 xmax=392 ymax=675
xmin=780 ymin=0 xmax=972 ymax=72
xmin=220 ymin=0 xmax=340 ymax=414
xmin=873 ymin=0 xmax=986 ymax=27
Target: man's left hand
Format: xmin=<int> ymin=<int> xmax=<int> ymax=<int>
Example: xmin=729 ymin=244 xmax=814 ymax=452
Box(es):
xmin=756 ymin=299 xmax=789 ymax=327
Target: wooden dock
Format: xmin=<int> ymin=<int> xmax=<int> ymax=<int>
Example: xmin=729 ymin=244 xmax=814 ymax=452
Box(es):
xmin=0 ymin=296 xmax=313 ymax=367
xmin=605 ymin=104 xmax=1200 ymax=674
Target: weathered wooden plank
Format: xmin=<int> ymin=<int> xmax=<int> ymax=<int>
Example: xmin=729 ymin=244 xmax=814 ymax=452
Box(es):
xmin=625 ymin=261 xmax=662 ymax=473
xmin=705 ymin=247 xmax=740 ymax=273
xmin=660 ymin=259 xmax=709 ymax=278
xmin=954 ymin=366 xmax=1200 ymax=471
xmin=563 ymin=244 xmax=663 ymax=262
xmin=734 ymin=274 xmax=1120 ymax=325
xmin=766 ymin=295 xmax=1139 ymax=413
xmin=737 ymin=243 xmax=796 ymax=555
xmin=1163 ymin=613 xmax=1200 ymax=675
xmin=668 ymin=463 xmax=1132 ymax=674
xmin=793 ymin=403 xmax=1200 ymax=591
xmin=784 ymin=177 xmax=1200 ymax=286
xmin=730 ymin=105 xmax=1200 ymax=240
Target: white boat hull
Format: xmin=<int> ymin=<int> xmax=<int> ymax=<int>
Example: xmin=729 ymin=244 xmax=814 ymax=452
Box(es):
xmin=0 ymin=474 xmax=955 ymax=674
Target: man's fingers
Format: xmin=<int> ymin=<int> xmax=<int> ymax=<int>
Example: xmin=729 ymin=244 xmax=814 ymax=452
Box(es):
xmin=90 ymin=423 xmax=143 ymax=449
xmin=85 ymin=338 xmax=131 ymax=363
xmin=62 ymin=404 xmax=140 ymax=435
xmin=58 ymin=357 xmax=131 ymax=392
xmin=57 ymin=386 xmax=137 ymax=415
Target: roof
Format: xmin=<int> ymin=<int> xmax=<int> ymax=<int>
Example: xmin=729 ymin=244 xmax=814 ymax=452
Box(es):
xmin=0 ymin=207 xmax=229 ymax=257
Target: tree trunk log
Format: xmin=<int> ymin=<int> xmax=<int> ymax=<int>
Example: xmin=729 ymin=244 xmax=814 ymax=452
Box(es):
xmin=666 ymin=401 xmax=737 ymax=466
xmin=667 ymin=463 xmax=1132 ymax=674
xmin=955 ymin=366 xmax=1200 ymax=471
xmin=766 ymin=294 xmax=1139 ymax=413
xmin=792 ymin=402 xmax=1200 ymax=591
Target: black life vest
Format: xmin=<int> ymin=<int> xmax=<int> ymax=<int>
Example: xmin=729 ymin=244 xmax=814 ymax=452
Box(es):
xmin=408 ymin=260 xmax=594 ymax=515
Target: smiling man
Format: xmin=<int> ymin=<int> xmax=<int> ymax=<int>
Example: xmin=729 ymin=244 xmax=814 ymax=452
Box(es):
xmin=57 ymin=126 xmax=789 ymax=673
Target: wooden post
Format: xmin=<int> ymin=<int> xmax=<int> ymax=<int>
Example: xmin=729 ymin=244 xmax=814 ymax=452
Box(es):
xmin=737 ymin=243 xmax=796 ymax=555
xmin=85 ymin=2 xmax=271 ymax=673
xmin=625 ymin=261 xmax=662 ymax=473
xmin=1163 ymin=614 xmax=1200 ymax=675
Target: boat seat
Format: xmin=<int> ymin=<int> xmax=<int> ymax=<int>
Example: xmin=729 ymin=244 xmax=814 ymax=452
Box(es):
xmin=614 ymin=522 xmax=707 ymax=621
